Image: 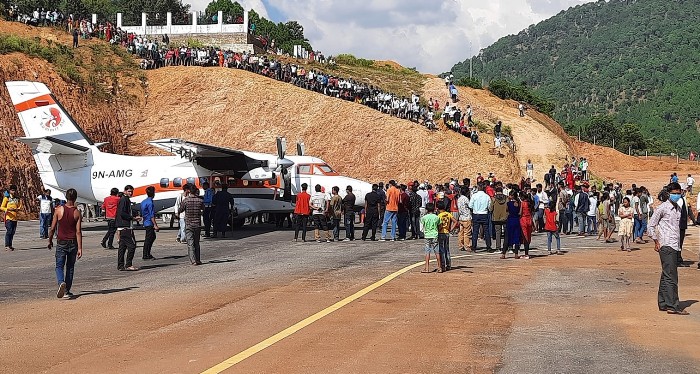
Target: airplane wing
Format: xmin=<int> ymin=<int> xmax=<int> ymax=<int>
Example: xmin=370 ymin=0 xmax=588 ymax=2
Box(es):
xmin=148 ymin=138 xmax=272 ymax=179
xmin=18 ymin=136 xmax=90 ymax=155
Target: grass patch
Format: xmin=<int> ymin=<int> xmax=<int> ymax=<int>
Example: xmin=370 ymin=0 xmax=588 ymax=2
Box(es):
xmin=0 ymin=32 xmax=140 ymax=104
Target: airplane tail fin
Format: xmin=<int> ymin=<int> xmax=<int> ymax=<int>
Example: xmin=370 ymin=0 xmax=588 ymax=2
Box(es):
xmin=5 ymin=81 xmax=95 ymax=150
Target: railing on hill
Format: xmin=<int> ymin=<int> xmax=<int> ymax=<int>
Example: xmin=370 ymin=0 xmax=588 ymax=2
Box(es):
xmin=116 ymin=11 xmax=248 ymax=36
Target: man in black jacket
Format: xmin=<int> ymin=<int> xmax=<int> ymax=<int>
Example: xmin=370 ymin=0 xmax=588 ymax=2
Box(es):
xmin=116 ymin=185 xmax=140 ymax=271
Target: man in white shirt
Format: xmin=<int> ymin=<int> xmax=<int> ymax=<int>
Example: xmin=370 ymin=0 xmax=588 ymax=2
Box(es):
xmin=686 ymin=174 xmax=694 ymax=196
xmin=536 ymin=184 xmax=549 ymax=232
xmin=37 ymin=189 xmax=53 ymax=239
xmin=310 ymin=184 xmax=331 ymax=242
xmin=526 ymin=160 xmax=534 ymax=180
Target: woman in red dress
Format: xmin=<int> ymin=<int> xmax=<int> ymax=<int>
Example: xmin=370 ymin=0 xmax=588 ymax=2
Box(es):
xmin=519 ymin=191 xmax=534 ymax=259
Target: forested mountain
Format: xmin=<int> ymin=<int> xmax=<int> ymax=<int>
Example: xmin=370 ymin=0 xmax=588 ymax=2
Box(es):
xmin=451 ymin=0 xmax=700 ymax=154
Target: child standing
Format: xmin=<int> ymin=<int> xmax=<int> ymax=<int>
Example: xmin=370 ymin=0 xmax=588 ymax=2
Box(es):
xmin=544 ymin=201 xmax=562 ymax=255
xmin=437 ymin=200 xmax=458 ymax=271
xmin=420 ymin=203 xmax=442 ymax=273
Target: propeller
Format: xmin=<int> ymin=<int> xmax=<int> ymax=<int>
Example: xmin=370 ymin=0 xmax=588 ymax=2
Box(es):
xmin=297 ymin=142 xmax=306 ymax=156
xmin=268 ymin=137 xmax=294 ymax=199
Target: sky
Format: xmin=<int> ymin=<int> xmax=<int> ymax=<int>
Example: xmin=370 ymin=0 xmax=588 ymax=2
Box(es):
xmin=188 ymin=0 xmax=595 ymax=73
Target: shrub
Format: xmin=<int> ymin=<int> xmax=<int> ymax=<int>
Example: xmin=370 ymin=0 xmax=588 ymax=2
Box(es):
xmin=456 ymin=76 xmax=482 ymax=89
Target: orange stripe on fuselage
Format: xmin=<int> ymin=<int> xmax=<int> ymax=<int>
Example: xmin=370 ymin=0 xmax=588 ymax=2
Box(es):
xmin=13 ymin=94 xmax=56 ymax=113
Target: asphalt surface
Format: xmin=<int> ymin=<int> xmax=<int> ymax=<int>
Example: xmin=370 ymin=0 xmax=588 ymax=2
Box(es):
xmin=1 ymin=219 xmax=698 ymax=373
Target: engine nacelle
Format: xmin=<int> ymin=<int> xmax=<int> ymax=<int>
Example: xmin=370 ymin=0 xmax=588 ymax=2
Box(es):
xmin=241 ymin=167 xmax=274 ymax=181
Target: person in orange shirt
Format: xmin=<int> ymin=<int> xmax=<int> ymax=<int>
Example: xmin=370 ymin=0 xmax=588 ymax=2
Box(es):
xmin=381 ymin=180 xmax=400 ymax=240
xmin=294 ymin=183 xmax=311 ymax=242
xmin=218 ymin=50 xmax=224 ymax=67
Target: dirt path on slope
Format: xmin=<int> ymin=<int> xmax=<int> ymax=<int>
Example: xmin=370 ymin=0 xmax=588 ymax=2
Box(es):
xmin=423 ymin=78 xmax=571 ymax=180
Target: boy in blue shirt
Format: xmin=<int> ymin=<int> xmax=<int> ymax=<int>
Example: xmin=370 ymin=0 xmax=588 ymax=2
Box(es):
xmin=141 ymin=186 xmax=159 ymax=260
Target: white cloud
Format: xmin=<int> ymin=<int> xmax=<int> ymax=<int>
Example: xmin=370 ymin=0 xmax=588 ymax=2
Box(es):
xmin=188 ymin=0 xmax=270 ymax=18
xmin=268 ymin=0 xmax=594 ymax=73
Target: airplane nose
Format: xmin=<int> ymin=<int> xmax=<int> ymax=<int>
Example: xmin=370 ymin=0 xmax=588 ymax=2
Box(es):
xmin=278 ymin=158 xmax=294 ymax=168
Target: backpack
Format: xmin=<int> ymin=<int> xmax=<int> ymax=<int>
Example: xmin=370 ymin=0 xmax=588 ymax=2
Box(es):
xmin=639 ymin=194 xmax=649 ymax=214
xmin=576 ymin=192 xmax=589 ymax=213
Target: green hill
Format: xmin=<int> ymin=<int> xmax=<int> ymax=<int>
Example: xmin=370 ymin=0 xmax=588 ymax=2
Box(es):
xmin=450 ymin=0 xmax=700 ymax=154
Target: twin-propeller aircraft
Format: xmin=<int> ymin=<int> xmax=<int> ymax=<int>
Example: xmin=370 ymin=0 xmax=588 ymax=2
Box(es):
xmin=5 ymin=81 xmax=372 ymax=223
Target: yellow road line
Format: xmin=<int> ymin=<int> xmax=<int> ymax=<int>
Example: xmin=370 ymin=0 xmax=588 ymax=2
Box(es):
xmin=201 ymin=254 xmax=471 ymax=373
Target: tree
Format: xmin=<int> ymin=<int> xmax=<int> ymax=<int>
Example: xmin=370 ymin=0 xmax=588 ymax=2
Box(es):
xmin=204 ymin=0 xmax=243 ymax=21
xmin=284 ymin=21 xmax=304 ymax=40
xmin=617 ymin=123 xmax=646 ymax=151
xmin=583 ymin=115 xmax=618 ymax=146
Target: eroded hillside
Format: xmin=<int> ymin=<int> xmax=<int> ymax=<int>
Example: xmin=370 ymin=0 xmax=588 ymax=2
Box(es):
xmin=130 ymin=67 xmax=519 ymax=183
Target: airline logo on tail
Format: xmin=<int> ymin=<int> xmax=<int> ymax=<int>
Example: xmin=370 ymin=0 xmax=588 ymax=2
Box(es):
xmin=40 ymin=107 xmax=63 ymax=132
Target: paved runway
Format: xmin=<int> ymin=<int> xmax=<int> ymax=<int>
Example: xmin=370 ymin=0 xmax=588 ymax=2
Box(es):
xmin=1 ymin=220 xmax=699 ymax=373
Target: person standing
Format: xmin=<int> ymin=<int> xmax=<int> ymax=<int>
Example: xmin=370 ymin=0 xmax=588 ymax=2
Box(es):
xmin=37 ymin=189 xmax=53 ymax=239
xmin=503 ymin=190 xmax=521 ymax=259
xmin=436 ymin=201 xmax=457 ymax=271
xmin=677 ymin=191 xmax=691 ymax=267
xmin=329 ymin=186 xmax=343 ymax=241
xmin=469 ymin=183 xmax=493 ymax=251
xmin=101 ymin=188 xmax=120 ymax=249
xmin=362 ymin=184 xmax=380 ymax=241
xmin=212 ymin=184 xmax=234 ymax=238
xmin=420 ymin=202 xmax=442 ymax=273
xmin=294 ymin=183 xmax=311 ymax=242
xmin=141 ymin=186 xmax=158 ymax=260
xmin=310 ymin=184 xmax=331 ymax=242
xmin=648 ymin=184 xmax=688 ymax=315
xmin=456 ymin=186 xmax=472 ymax=252
xmin=174 ymin=184 xmax=189 ymax=243
xmin=381 ymin=180 xmax=400 ymax=241
xmin=526 ymin=160 xmax=534 ymax=181
xmin=202 ymin=181 xmax=214 ymax=237
xmin=618 ymin=197 xmax=634 ymax=252
xmin=342 ymin=186 xmax=356 ymax=241
xmin=72 ymin=27 xmax=78 ymax=48
xmin=544 ymin=201 xmax=561 ymax=255
xmin=492 ymin=187 xmax=509 ymax=253
xmin=377 ymin=182 xmax=386 ymax=225
xmin=686 ymin=174 xmax=695 ymax=196
xmin=574 ymin=185 xmax=589 ymax=236
xmin=2 ymin=185 xmax=23 ymax=251
xmin=179 ymin=184 xmax=204 ymax=265
xmin=47 ymin=188 xmax=82 ymax=299
xmin=408 ymin=185 xmax=422 ymax=240
xmin=520 ymin=191 xmax=534 ymax=258
xmin=397 ymin=185 xmax=410 ymax=240
xmin=116 ymin=185 xmax=139 ymax=271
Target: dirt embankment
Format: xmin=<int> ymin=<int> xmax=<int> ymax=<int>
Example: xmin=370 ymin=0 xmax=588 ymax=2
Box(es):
xmin=130 ymin=67 xmax=520 ymax=183
xmin=0 ymin=55 xmax=139 ymax=214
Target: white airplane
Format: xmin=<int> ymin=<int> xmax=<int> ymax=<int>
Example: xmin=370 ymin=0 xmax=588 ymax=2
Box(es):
xmin=5 ymin=81 xmax=373 ymax=224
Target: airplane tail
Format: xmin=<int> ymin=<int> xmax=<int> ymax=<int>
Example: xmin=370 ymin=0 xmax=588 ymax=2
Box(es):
xmin=5 ymin=81 xmax=95 ymax=151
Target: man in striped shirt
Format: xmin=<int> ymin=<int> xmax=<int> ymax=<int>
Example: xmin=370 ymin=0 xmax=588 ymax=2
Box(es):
xmin=179 ymin=184 xmax=204 ymax=265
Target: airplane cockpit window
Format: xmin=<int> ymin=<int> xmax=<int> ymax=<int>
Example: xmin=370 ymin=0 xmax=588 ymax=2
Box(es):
xmin=160 ymin=178 xmax=169 ymax=188
xmin=298 ymin=165 xmax=311 ymax=174
xmin=173 ymin=177 xmax=183 ymax=187
xmin=187 ymin=177 xmax=196 ymax=186
xmin=318 ymin=164 xmax=335 ymax=173
xmin=313 ymin=166 xmax=324 ymax=175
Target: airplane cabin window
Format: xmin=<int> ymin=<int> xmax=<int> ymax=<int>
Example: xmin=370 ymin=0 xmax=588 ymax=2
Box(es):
xmin=298 ymin=165 xmax=311 ymax=174
xmin=228 ymin=177 xmax=236 ymax=186
xmin=318 ymin=164 xmax=335 ymax=173
xmin=199 ymin=177 xmax=209 ymax=186
xmin=187 ymin=177 xmax=196 ymax=186
xmin=173 ymin=177 xmax=182 ymax=187
xmin=160 ymin=178 xmax=169 ymax=188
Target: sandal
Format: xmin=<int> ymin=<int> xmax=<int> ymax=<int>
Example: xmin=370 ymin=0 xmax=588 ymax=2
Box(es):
xmin=667 ymin=309 xmax=690 ymax=315
xmin=420 ymin=270 xmax=431 ymax=273
xmin=125 ymin=266 xmax=139 ymax=271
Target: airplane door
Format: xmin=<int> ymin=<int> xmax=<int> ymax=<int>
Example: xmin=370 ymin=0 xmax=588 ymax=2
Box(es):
xmin=297 ymin=177 xmax=311 ymax=195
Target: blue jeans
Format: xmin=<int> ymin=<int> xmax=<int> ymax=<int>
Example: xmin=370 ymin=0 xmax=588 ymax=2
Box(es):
xmin=56 ymin=240 xmax=78 ymax=292
xmin=587 ymin=215 xmax=597 ymax=234
xmin=438 ymin=233 xmax=451 ymax=269
xmin=576 ymin=212 xmax=587 ymax=234
xmin=547 ymin=231 xmax=561 ymax=251
xmin=381 ymin=211 xmax=398 ymax=239
xmin=40 ymin=213 xmax=52 ymax=238
xmin=5 ymin=220 xmax=17 ymax=247
xmin=397 ymin=212 xmax=408 ymax=239
xmin=344 ymin=212 xmax=355 ymax=239
xmin=634 ymin=215 xmax=647 ymax=239
xmin=471 ymin=214 xmax=492 ymax=250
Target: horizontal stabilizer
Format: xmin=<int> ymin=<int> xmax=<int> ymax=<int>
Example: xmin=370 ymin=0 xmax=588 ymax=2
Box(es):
xmin=17 ymin=136 xmax=90 ymax=155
